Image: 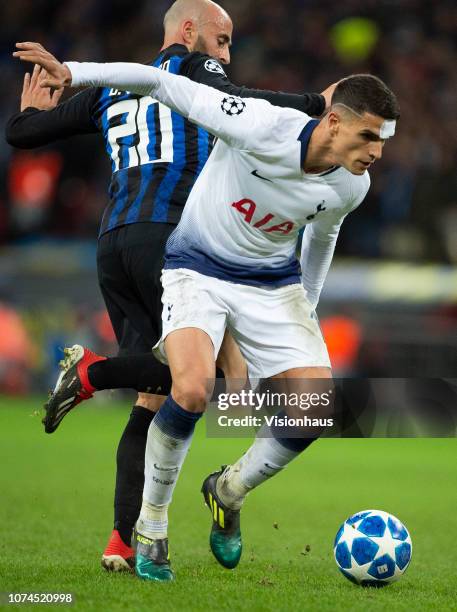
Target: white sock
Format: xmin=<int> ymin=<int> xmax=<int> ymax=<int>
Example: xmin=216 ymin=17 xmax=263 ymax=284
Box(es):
xmin=216 ymin=464 xmax=251 ymax=511
xmin=218 ymin=436 xmax=300 ymax=510
xmin=140 ymin=419 xmax=192 ymax=535
xmin=136 ymin=500 xmax=169 ymax=540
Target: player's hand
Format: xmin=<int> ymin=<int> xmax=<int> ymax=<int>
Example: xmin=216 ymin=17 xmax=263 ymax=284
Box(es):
xmin=320 ymin=82 xmax=339 ymax=112
xmin=13 ymin=42 xmax=72 ymax=89
xmin=20 ymin=64 xmax=64 ymax=112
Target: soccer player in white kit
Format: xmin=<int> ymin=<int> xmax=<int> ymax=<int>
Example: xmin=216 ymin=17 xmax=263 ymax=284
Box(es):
xmin=14 ymin=42 xmax=399 ymax=582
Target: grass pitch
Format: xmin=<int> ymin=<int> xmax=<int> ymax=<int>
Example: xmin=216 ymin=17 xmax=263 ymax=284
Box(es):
xmin=1 ymin=397 xmax=456 ymax=611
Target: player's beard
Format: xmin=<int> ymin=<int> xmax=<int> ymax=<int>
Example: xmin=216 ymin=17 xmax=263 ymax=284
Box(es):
xmin=193 ymin=35 xmax=210 ymax=56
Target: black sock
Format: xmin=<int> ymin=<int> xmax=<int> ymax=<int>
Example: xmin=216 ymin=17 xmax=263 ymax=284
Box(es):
xmin=114 ymin=405 xmax=157 ymax=546
xmin=88 ymin=354 xmax=172 ymax=395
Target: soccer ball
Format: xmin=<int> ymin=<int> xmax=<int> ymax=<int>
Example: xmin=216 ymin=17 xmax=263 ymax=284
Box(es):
xmin=334 ymin=509 xmax=412 ymax=587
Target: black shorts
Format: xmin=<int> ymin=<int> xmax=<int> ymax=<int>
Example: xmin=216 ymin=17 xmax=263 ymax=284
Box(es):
xmin=97 ymin=222 xmax=175 ymax=356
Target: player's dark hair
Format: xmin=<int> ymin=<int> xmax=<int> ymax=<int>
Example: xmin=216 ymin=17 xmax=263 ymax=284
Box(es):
xmin=331 ymin=74 xmax=400 ymax=120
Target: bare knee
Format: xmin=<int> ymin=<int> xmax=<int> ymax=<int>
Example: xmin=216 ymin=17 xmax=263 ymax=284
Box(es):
xmin=165 ymin=328 xmax=216 ymax=412
xmin=171 ymin=380 xmax=212 ymax=413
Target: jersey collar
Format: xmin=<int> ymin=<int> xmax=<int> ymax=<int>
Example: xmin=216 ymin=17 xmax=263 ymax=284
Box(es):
xmin=298 ymin=119 xmax=319 ymax=168
xmin=298 ymin=120 xmax=340 ymax=177
xmin=160 ymin=43 xmax=189 ymax=54
xmin=147 ymin=44 xmax=189 ymax=65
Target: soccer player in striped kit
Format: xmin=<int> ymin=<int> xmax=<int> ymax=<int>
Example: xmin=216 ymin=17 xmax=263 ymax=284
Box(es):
xmin=7 ymin=0 xmax=333 ymax=572
xmin=14 ymin=41 xmax=399 ymax=583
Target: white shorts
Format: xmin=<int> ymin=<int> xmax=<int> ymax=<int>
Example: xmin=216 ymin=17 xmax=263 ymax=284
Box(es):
xmin=153 ymin=268 xmax=331 ymax=380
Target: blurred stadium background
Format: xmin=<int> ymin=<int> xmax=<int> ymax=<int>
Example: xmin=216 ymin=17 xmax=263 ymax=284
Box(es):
xmin=0 ymin=0 xmax=456 ymax=396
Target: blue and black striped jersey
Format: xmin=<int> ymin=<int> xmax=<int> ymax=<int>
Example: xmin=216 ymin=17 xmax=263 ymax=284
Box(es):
xmin=91 ymin=48 xmax=213 ymax=233
xmin=6 ymin=44 xmax=325 ymax=237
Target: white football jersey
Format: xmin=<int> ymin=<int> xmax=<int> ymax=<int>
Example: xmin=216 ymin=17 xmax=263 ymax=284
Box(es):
xmin=165 ymin=86 xmax=370 ymax=287
xmin=69 ymin=62 xmax=371 ymax=293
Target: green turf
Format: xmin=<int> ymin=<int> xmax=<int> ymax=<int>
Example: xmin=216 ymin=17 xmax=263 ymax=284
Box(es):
xmin=1 ymin=397 xmax=456 ymax=611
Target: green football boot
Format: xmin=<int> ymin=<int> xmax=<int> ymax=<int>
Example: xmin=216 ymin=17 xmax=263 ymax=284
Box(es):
xmin=201 ymin=466 xmax=242 ymax=569
xmin=132 ymin=528 xmax=174 ymax=582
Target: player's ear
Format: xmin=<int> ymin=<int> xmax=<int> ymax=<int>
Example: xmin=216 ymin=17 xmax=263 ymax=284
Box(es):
xmin=182 ymin=19 xmax=197 ymax=47
xmin=327 ymin=111 xmax=341 ymax=138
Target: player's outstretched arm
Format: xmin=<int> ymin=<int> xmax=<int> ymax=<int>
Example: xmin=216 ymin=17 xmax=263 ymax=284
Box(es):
xmin=7 ymin=45 xmax=116 ymax=148
xmin=13 ymin=43 xmax=72 ymax=88
xmin=13 ymin=42 xmax=282 ymax=151
xmin=181 ymin=54 xmax=331 ymax=116
xmin=6 ymin=88 xmax=100 ymax=149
